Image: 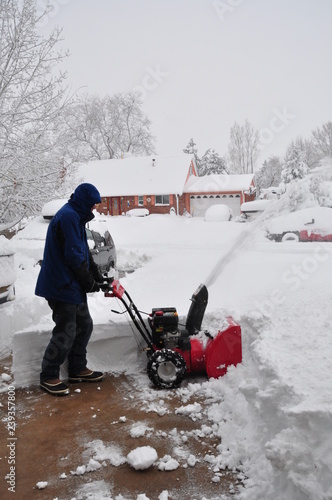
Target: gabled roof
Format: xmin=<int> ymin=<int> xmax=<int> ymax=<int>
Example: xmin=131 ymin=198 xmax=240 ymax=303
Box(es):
xmin=75 ymin=154 xmax=196 ymax=197
xmin=184 ymin=174 xmax=254 ymax=193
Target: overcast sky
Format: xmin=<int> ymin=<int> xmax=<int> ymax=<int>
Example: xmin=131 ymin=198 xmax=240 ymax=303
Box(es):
xmin=40 ymin=0 xmax=332 ymax=168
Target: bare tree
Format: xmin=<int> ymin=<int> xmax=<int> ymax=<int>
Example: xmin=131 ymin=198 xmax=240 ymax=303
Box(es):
xmin=0 ymin=0 xmax=71 ymax=223
xmin=311 ymin=121 xmax=332 ymax=160
xmin=228 ymin=120 xmax=260 ymax=174
xmin=64 ymin=92 xmax=155 ymax=162
xmin=255 ymin=156 xmax=283 ymax=194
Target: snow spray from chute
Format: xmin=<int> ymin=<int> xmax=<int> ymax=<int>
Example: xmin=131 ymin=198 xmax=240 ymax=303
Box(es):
xmin=203 ymin=161 xmax=332 ymax=288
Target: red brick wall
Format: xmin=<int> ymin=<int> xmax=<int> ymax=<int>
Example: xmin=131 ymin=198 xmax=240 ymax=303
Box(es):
xmin=97 ymin=194 xmax=189 ymax=216
xmin=98 ymin=191 xmax=253 ymax=217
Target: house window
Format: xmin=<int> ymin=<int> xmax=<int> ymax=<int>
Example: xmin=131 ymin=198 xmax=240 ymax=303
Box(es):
xmin=138 ymin=196 xmax=144 ymax=206
xmin=155 ymin=195 xmax=169 ymax=205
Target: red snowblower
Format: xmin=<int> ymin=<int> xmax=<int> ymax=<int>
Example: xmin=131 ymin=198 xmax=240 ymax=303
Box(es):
xmin=103 ymin=279 xmax=242 ymax=389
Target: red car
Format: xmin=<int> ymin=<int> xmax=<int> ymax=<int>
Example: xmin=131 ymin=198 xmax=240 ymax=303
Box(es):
xmin=265 ymin=207 xmax=332 ymax=242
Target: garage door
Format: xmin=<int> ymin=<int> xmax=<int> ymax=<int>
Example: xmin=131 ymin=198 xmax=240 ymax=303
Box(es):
xmin=190 ymin=195 xmax=241 ymax=217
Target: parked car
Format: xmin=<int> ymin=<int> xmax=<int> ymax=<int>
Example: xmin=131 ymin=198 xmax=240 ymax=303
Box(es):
xmin=0 ymin=236 xmax=16 ymax=304
xmin=264 ymin=207 xmax=332 ymax=242
xmin=12 ymin=200 xmax=117 ymax=274
xmin=42 ymin=199 xmax=117 ymax=273
xmin=85 ymin=220 xmax=117 ymax=273
xmin=240 ymin=200 xmax=272 ymax=221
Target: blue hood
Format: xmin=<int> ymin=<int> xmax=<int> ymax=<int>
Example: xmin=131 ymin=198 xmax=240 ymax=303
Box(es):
xmin=68 ymin=183 xmax=101 ymax=222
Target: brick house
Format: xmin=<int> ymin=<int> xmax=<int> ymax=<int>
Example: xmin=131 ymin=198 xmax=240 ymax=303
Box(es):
xmin=76 ymin=154 xmax=198 ymax=216
xmin=76 ymin=154 xmax=255 ymax=217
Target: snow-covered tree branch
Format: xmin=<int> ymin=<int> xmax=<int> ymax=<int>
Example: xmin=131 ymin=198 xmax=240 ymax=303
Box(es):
xmin=228 ymin=120 xmax=260 ymax=174
xmin=0 ymin=0 xmax=72 ymax=223
xmin=64 ymin=92 xmax=155 ymax=162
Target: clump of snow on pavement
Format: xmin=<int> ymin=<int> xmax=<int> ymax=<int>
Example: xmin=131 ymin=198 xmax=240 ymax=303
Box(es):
xmin=127 ymin=446 xmax=158 ymax=470
xmin=157 ymin=455 xmax=180 ymax=471
xmin=35 ymin=481 xmax=48 ymax=489
xmin=2 ymin=173 xmax=332 ymax=499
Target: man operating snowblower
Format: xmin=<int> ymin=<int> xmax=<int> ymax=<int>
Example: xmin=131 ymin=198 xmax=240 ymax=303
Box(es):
xmin=35 ymin=183 xmax=107 ymax=396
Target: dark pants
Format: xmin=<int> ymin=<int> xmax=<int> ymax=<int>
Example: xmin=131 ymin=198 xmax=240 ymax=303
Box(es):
xmin=40 ymin=300 xmax=93 ymax=382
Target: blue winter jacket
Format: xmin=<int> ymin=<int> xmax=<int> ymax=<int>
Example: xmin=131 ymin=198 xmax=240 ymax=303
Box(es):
xmin=35 ymin=183 xmax=102 ymax=304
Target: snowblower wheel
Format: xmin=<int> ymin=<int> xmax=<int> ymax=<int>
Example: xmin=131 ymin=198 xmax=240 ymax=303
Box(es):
xmin=147 ymin=349 xmax=187 ymax=389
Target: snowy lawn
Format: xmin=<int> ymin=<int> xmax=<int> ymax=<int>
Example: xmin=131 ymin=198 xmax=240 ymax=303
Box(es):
xmin=1 ymin=210 xmax=332 ymax=499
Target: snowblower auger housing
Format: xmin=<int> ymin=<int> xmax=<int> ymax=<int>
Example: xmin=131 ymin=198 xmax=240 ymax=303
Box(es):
xmin=105 ymin=280 xmax=242 ymax=389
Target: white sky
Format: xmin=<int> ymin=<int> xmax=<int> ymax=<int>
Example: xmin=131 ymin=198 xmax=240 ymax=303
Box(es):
xmin=40 ymin=0 xmax=332 ymax=169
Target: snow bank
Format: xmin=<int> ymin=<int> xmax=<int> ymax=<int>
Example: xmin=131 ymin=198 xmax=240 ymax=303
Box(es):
xmin=0 ymin=236 xmax=16 ymax=288
xmin=12 ymin=321 xmax=143 ymax=387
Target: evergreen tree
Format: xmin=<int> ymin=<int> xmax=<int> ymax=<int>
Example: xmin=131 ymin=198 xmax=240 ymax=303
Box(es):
xmin=183 ymin=138 xmax=200 ymax=172
xmin=281 ymin=145 xmax=309 ymax=185
xmin=199 ymin=149 xmax=228 ymax=175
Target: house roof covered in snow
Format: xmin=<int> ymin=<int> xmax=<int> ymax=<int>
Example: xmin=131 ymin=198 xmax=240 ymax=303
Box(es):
xmin=184 ymin=174 xmax=254 ymax=193
xmin=75 ymin=154 xmax=195 ymax=197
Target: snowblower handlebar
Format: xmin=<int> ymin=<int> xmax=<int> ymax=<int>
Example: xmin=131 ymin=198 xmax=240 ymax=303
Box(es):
xmin=103 ymin=279 xmax=125 ymax=299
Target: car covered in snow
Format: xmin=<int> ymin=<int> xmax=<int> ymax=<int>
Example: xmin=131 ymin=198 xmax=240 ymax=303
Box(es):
xmin=240 ymin=199 xmax=272 ymax=221
xmin=204 ymin=204 xmax=232 ymax=222
xmin=0 ymin=236 xmax=16 ymax=304
xmin=264 ymin=207 xmax=332 ymax=242
xmin=13 ymin=200 xmax=117 ymax=274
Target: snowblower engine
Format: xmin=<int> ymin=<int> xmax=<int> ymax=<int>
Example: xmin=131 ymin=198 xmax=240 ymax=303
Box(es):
xmin=149 ymin=308 xmax=189 ymax=350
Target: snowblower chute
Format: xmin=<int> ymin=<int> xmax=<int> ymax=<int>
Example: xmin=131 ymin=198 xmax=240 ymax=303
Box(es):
xmin=104 ymin=280 xmax=242 ymax=389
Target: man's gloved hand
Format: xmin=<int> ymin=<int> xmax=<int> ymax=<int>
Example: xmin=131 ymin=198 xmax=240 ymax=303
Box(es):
xmin=99 ymin=280 xmax=113 ymax=292
xmin=103 ymin=275 xmax=114 ymax=284
xmin=89 ymin=252 xmax=104 ymax=282
xmin=90 ymin=281 xmax=101 ymax=293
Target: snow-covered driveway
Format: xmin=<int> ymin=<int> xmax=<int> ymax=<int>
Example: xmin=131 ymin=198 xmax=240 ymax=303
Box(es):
xmin=1 ymin=213 xmax=332 ymax=499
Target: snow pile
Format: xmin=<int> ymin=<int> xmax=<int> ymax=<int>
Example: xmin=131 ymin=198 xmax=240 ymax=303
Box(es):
xmin=85 ymin=440 xmax=126 ymax=467
xmin=130 ymin=423 xmax=153 ymax=438
xmin=35 ymin=481 xmax=48 ymax=489
xmin=0 ymin=235 xmax=16 ymax=289
xmin=204 ymin=204 xmax=232 ymax=222
xmin=126 ymin=446 xmax=158 ymax=470
xmin=157 ymin=455 xmax=180 ymax=471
